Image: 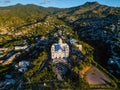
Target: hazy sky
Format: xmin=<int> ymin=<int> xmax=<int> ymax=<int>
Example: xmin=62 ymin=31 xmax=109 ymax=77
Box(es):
xmin=0 ymin=0 xmax=119 ymax=8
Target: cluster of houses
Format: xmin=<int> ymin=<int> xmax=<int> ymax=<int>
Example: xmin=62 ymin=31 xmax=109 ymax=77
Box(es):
xmin=75 ymin=18 xmax=119 ymax=42
xmin=74 ymin=17 xmax=120 ymax=75
xmin=35 ymin=36 xmax=48 ymax=49
xmin=0 ymin=35 xmax=49 ymax=66
xmin=0 ymin=26 xmax=84 ymax=87
xmin=69 ymin=38 xmax=83 ymax=60
xmin=107 ymin=20 xmax=120 ymax=74
xmin=0 ymin=45 xmax=29 ymax=65
xmin=107 ymin=45 xmax=120 ymax=74
xmin=0 ymin=36 xmax=48 ymax=89
xmin=15 ymin=61 xmax=30 ymax=72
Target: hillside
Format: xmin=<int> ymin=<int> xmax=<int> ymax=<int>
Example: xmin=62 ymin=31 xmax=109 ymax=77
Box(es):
xmin=0 ymin=1 xmax=120 ymax=89
xmin=0 ymin=1 xmax=119 ymax=69
xmin=0 ymin=2 xmax=119 ymax=63
xmin=0 ymin=2 xmax=119 ymax=34
xmin=56 ymin=2 xmax=120 ymax=22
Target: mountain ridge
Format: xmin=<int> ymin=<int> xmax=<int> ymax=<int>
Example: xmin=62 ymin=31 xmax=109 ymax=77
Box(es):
xmin=0 ymin=1 xmax=119 ymax=8
xmin=0 ymin=1 xmax=119 ymax=32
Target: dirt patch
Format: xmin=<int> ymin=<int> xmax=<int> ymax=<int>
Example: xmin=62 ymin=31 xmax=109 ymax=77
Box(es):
xmin=80 ymin=65 xmax=92 ymax=78
xmin=83 ymin=66 xmax=111 ymax=85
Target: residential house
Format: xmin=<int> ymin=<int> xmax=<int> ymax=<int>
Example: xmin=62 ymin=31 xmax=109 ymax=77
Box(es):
xmin=15 ymin=61 xmax=30 ymax=72
xmin=14 ymin=45 xmax=28 ymax=51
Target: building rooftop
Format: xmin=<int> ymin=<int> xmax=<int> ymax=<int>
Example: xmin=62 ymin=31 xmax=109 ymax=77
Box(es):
xmin=51 ymin=38 xmax=69 ymax=59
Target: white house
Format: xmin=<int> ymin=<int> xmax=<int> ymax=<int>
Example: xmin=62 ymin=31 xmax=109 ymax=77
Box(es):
xmin=0 ymin=48 xmax=9 ymax=51
xmin=51 ymin=38 xmax=69 ymax=59
xmin=15 ymin=61 xmax=30 ymax=72
xmin=70 ymin=38 xmax=76 ymax=44
xmin=14 ymin=45 xmax=28 ymax=51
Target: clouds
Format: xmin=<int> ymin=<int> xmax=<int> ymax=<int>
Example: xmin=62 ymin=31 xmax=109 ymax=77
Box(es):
xmin=0 ymin=0 xmax=11 ymax=4
xmin=39 ymin=0 xmax=51 ymax=4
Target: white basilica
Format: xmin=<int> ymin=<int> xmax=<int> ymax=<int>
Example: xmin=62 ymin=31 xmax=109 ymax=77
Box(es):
xmin=51 ymin=38 xmax=69 ymax=59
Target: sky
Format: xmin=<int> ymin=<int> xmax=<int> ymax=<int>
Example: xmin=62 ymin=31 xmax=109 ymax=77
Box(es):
xmin=0 ymin=0 xmax=120 ymax=8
